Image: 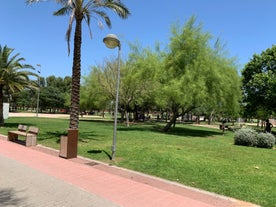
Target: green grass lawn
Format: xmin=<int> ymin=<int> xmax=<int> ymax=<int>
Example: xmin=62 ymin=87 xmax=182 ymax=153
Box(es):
xmin=1 ymin=117 xmax=275 ymax=207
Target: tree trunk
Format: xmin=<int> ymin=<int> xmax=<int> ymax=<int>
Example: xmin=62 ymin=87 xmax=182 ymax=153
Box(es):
xmin=163 ymin=112 xmax=178 ymax=132
xmin=69 ymin=18 xmax=82 ymax=129
xmin=196 ymin=115 xmax=200 ymax=124
xmin=125 ymin=110 xmax=130 ymax=127
xmin=208 ymin=111 xmax=215 ymax=125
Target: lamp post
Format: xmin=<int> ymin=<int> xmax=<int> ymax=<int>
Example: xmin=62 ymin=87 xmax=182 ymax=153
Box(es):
xmin=36 ymin=64 xmax=41 ymax=117
xmin=103 ymin=34 xmax=121 ymax=160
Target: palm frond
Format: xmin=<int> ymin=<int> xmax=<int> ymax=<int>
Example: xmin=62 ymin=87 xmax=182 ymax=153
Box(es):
xmin=96 ymin=0 xmax=130 ymax=19
xmin=53 ymin=6 xmax=71 ymax=16
xmin=66 ymin=9 xmax=76 ymax=55
xmin=92 ymin=10 xmax=111 ymax=28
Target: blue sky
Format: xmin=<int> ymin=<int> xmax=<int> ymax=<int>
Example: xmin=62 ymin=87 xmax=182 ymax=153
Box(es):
xmin=1 ymin=0 xmax=276 ymax=78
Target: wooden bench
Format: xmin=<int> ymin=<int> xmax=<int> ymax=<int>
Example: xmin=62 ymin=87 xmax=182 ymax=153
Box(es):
xmin=8 ymin=125 xmax=39 ymax=147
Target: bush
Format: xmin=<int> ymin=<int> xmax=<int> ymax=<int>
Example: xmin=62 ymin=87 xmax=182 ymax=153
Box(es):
xmin=256 ymin=133 xmax=275 ymax=149
xmin=234 ymin=128 xmax=257 ymax=147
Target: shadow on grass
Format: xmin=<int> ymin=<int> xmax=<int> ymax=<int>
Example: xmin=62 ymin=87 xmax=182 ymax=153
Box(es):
xmin=38 ymin=130 xmax=101 ymax=144
xmin=165 ymin=127 xmax=222 ymax=137
xmin=80 ymin=119 xmax=114 ymax=124
xmin=79 ymin=131 xmax=101 ymax=142
xmin=118 ymin=123 xmax=222 ymax=138
xmin=3 ymin=123 xmax=36 ymax=129
xmin=37 ymin=131 xmax=67 ymax=143
xmin=87 ymin=149 xmax=112 ymax=160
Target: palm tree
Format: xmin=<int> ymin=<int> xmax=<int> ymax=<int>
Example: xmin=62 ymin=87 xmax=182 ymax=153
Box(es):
xmin=0 ymin=45 xmax=37 ymax=126
xmin=27 ymin=0 xmax=130 ymax=129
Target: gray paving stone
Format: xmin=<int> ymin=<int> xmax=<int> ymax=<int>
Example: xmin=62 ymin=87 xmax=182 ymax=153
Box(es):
xmin=0 ymin=155 xmax=121 ymax=207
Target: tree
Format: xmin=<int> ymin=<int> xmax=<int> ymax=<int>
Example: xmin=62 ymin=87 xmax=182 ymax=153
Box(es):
xmin=158 ymin=17 xmax=241 ymax=132
xmin=124 ymin=43 xmax=163 ymax=123
xmin=82 ymin=43 xmax=161 ymax=126
xmin=0 ymin=45 xmax=37 ymax=125
xmin=80 ymin=65 xmax=111 ymax=113
xmin=15 ymin=75 xmax=71 ymax=112
xmin=27 ymin=0 xmax=130 ymax=129
xmin=242 ymin=45 xmax=276 ymax=119
xmin=200 ymin=43 xmax=241 ymax=124
xmin=40 ymin=86 xmax=66 ymax=111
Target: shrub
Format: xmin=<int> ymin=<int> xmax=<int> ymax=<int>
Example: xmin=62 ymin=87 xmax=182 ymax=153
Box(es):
xmin=256 ymin=133 xmax=275 ymax=149
xmin=234 ymin=128 xmax=257 ymax=147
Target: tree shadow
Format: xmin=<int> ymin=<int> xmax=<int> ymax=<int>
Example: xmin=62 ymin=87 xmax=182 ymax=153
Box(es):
xmin=80 ymin=119 xmax=114 ymax=124
xmin=38 ymin=130 xmax=100 ymax=144
xmin=87 ymin=149 xmax=112 ymax=160
xmin=165 ymin=127 xmax=222 ymax=137
xmin=118 ymin=123 xmax=222 ymax=138
xmin=0 ymin=188 xmax=25 ymax=206
xmin=78 ymin=131 xmax=101 ymax=142
xmin=3 ymin=123 xmax=20 ymax=128
xmin=3 ymin=122 xmax=38 ymax=129
xmin=37 ymin=130 xmax=68 ymax=143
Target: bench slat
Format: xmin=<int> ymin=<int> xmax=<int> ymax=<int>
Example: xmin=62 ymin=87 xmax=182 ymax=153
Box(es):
xmin=28 ymin=126 xmax=39 ymax=134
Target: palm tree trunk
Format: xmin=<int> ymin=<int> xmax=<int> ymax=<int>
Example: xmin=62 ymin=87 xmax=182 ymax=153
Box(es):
xmin=69 ymin=18 xmax=82 ymax=129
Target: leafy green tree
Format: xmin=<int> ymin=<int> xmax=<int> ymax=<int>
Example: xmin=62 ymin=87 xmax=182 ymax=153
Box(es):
xmin=15 ymin=76 xmax=71 ymax=113
xmin=0 ymin=45 xmax=37 ymax=125
xmin=39 ymin=76 xmax=71 ymax=112
xmin=11 ymin=89 xmax=36 ymax=111
xmin=159 ymin=17 xmax=241 ymax=131
xmin=242 ymin=45 xmax=276 ymax=119
xmin=40 ymin=86 xmax=65 ymax=112
xmin=124 ymin=43 xmax=163 ymax=123
xmin=27 ymin=0 xmax=130 ymax=129
xmin=80 ymin=65 xmax=110 ymax=113
xmin=201 ymin=45 xmax=241 ymax=124
xmin=82 ymin=44 xmax=162 ymax=125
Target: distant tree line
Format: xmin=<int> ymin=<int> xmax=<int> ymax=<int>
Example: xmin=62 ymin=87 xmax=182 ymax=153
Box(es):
xmin=10 ymin=76 xmax=71 ymax=113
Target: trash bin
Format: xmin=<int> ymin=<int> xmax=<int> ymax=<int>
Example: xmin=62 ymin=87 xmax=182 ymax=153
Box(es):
xmin=59 ymin=129 xmax=78 ymax=159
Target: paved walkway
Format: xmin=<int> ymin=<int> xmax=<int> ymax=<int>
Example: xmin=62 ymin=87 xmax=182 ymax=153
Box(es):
xmin=0 ymin=136 xmax=260 ymax=207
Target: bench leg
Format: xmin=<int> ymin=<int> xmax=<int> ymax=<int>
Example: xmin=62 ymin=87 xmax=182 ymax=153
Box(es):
xmin=26 ymin=135 xmax=37 ymax=147
xmin=8 ymin=132 xmax=18 ymax=142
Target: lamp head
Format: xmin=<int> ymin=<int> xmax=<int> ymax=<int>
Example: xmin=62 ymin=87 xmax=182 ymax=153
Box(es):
xmin=103 ymin=34 xmax=120 ymax=49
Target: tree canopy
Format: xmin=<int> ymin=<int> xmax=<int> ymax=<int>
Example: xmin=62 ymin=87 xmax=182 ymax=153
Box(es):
xmin=159 ymin=17 xmax=241 ymax=131
xmin=242 ymin=45 xmax=276 ymax=119
xmin=82 ymin=17 xmax=241 ymax=132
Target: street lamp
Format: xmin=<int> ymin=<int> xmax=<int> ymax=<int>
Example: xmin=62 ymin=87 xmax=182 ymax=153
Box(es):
xmin=36 ymin=64 xmax=41 ymax=117
xmin=103 ymin=34 xmax=121 ymax=160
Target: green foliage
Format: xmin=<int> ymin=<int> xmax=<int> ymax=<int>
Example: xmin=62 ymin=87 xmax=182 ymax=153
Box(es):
xmin=158 ymin=16 xmax=241 ymax=131
xmin=15 ymin=76 xmax=71 ymax=112
xmin=256 ymin=132 xmax=275 ymax=149
xmin=234 ymin=128 xmax=257 ymax=146
xmin=242 ymin=45 xmax=276 ymax=117
xmin=81 ymin=44 xmax=163 ymax=117
xmin=81 ymin=16 xmax=241 ymax=130
xmin=81 ymin=66 xmax=111 ymax=111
